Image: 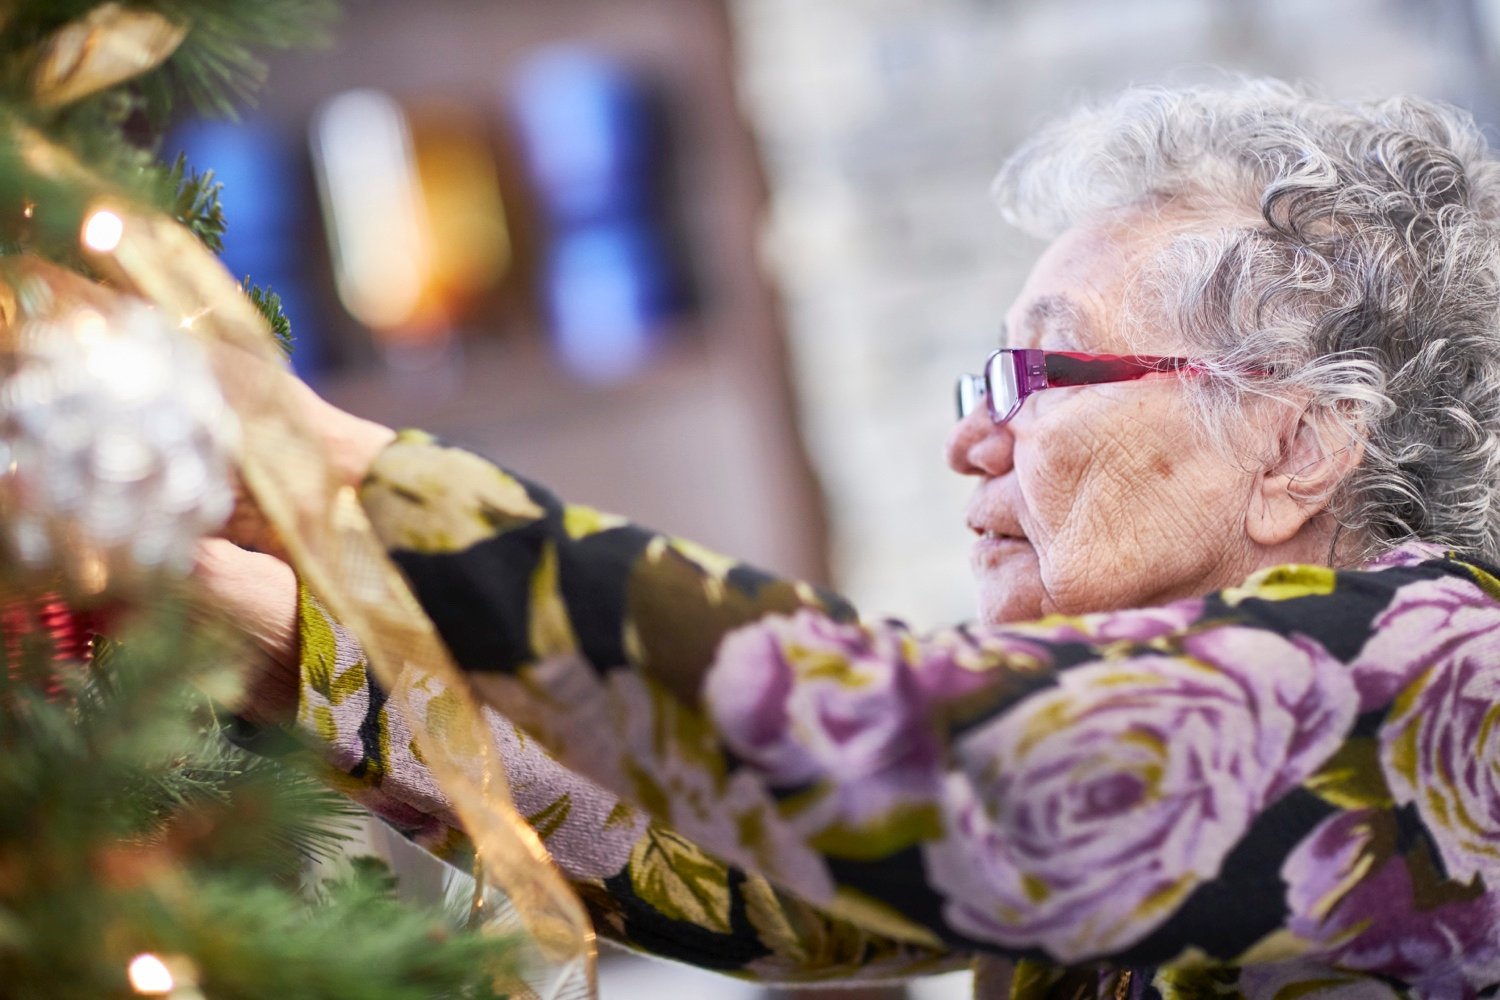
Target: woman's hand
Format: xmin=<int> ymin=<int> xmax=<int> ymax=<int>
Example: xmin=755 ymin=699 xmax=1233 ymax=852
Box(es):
xmin=193 ymin=367 xmax=393 ymax=725
xmin=207 ymin=338 xmax=396 ymax=494
xmin=281 ymin=374 xmax=397 ymax=490
xmin=193 ymin=537 xmax=300 ymax=726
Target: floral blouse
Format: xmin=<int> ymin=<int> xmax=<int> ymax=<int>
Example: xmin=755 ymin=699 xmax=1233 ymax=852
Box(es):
xmin=293 ymin=429 xmax=1500 ymax=999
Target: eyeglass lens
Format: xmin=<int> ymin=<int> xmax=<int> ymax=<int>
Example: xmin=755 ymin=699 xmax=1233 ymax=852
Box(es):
xmin=988 ymin=351 xmax=1020 ymax=422
xmin=956 ymin=373 xmax=985 ymax=419
xmin=956 ymin=352 xmax=1022 ymax=422
xmin=956 ymin=351 xmax=1031 ymax=422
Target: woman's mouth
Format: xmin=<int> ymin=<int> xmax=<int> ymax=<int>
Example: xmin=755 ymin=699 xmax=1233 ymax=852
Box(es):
xmin=972 ymin=528 xmax=1029 ymax=559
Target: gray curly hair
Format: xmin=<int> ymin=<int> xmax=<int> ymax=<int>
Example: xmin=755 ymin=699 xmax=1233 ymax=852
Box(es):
xmin=993 ymin=79 xmax=1500 ymax=563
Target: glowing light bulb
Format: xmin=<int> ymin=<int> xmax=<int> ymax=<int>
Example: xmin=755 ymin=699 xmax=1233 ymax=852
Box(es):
xmin=127 ymin=952 xmax=174 ymax=994
xmin=82 ymin=209 xmax=124 ymax=252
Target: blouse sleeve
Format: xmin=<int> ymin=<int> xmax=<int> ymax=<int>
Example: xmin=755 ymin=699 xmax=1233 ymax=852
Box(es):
xmin=359 ymin=430 xmax=1500 ymax=987
xmin=293 ymin=588 xmax=961 ymax=984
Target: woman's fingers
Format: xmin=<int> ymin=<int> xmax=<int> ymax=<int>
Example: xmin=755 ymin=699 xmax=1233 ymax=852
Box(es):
xmin=191 ymin=362 xmax=391 ymax=725
xmin=215 ymin=369 xmax=394 ymax=555
xmin=219 ymin=485 xmax=288 ymax=561
xmin=192 ymin=537 xmax=300 ymax=725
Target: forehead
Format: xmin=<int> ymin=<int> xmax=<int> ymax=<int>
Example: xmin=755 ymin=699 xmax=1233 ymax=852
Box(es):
xmin=1001 ymin=212 xmax=1178 ymax=354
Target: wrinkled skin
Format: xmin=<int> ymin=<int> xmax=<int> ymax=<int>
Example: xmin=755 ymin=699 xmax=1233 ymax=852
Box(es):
xmin=947 ymin=210 xmax=1333 ymax=625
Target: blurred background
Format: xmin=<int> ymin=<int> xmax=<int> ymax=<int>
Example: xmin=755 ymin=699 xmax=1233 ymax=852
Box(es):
xmin=184 ymin=0 xmax=1500 ymax=995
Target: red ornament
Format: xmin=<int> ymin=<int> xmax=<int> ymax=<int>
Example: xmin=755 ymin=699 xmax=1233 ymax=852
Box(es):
xmin=2 ymin=594 xmax=107 ymax=698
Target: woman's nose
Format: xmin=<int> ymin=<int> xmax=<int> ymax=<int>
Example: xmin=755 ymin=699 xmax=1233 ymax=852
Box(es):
xmin=945 ymin=406 xmax=1015 ymax=477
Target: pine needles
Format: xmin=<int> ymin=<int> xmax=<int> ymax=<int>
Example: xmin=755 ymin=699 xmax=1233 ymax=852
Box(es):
xmin=0 ymin=0 xmax=336 ymax=266
xmin=0 ymin=599 xmax=517 ymax=998
xmin=0 ymin=3 xmax=525 ymax=996
xmin=244 ymin=279 xmax=296 ymax=356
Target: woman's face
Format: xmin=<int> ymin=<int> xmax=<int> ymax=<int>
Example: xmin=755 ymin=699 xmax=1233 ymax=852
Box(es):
xmin=948 ymin=213 xmax=1271 ymax=625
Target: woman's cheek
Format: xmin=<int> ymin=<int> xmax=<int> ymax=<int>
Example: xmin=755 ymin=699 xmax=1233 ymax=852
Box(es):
xmin=1021 ymin=423 xmax=1099 ymax=537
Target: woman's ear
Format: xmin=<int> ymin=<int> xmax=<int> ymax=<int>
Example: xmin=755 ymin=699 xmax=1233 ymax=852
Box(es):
xmin=1246 ymin=402 xmax=1364 ymax=547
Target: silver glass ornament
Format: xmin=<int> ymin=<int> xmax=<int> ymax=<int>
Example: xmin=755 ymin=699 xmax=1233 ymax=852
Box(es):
xmin=0 ymin=300 xmax=238 ymax=594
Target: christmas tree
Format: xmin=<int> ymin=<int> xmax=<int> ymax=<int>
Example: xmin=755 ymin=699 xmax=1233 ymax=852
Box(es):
xmin=0 ymin=3 xmax=544 ymax=996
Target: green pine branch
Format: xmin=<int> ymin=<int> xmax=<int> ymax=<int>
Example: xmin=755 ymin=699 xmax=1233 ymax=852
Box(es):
xmin=156 ymin=152 xmax=227 ymax=253
xmin=0 ymin=599 xmax=517 ymax=998
xmin=0 ymin=0 xmax=337 ymax=261
xmin=161 ymin=864 xmax=515 ymax=1000
xmin=244 ymin=279 xmax=295 ymax=357
xmin=154 ymin=0 xmax=340 ymax=121
xmin=0 ymin=1 xmax=339 ymax=123
xmin=0 ymin=3 xmax=532 ymax=992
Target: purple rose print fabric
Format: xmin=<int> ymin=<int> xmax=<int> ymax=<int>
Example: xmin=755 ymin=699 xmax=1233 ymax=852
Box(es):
xmin=289 ymin=432 xmax=1500 ymax=999
xmin=704 ymin=613 xmax=950 ymax=849
xmin=924 ymin=627 xmax=1356 ymax=961
xmin=1283 ymin=810 xmax=1500 ymax=994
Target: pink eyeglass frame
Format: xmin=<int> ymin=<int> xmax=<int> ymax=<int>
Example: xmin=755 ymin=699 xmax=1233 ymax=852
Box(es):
xmin=956 ymin=348 xmax=1212 ymax=424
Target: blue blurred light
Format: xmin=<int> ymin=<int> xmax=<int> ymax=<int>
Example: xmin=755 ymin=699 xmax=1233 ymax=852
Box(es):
xmin=546 ymin=223 xmax=673 ymax=383
xmin=169 ymin=118 xmax=324 ymax=379
xmin=509 ymin=46 xmax=655 ymax=223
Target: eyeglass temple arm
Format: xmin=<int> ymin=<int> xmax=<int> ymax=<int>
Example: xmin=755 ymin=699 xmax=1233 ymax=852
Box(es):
xmin=1041 ymin=351 xmax=1201 ymax=387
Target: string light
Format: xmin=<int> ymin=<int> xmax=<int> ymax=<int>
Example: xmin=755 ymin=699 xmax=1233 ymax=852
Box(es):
xmin=127 ymin=953 xmax=173 ymax=994
xmin=81 ymin=208 xmax=124 ymax=252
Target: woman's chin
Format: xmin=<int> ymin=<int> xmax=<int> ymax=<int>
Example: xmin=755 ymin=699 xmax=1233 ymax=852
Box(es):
xmin=973 ymin=550 xmax=1046 ymax=625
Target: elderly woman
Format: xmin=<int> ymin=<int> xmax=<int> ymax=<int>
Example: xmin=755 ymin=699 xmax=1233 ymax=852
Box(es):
xmin=206 ymin=79 xmax=1500 ymax=999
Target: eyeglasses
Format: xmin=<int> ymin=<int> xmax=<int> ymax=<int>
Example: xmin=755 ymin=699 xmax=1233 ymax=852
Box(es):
xmin=956 ymin=349 xmax=1207 ymax=424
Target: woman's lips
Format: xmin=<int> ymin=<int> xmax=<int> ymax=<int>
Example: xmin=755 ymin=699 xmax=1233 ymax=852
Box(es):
xmin=971 ymin=528 xmax=1030 ymax=562
xmin=969 ymin=522 xmax=1026 ymax=542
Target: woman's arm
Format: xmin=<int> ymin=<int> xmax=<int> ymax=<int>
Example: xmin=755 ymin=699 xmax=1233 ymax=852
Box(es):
xmin=293 ymin=587 xmax=961 ymax=984
xmin=357 ymin=430 xmax=1500 ymax=990
xmin=194 ymin=512 xmax=959 ymax=978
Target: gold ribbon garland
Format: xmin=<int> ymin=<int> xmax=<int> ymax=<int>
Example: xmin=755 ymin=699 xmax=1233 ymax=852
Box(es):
xmin=8 ymin=165 xmax=597 ymax=1000
xmin=28 ymin=2 xmax=189 ymax=109
xmin=95 ymin=210 xmax=597 ymax=998
xmin=2 ymin=250 xmax=597 ymax=999
xmin=2 ymin=8 xmax=598 ymax=996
